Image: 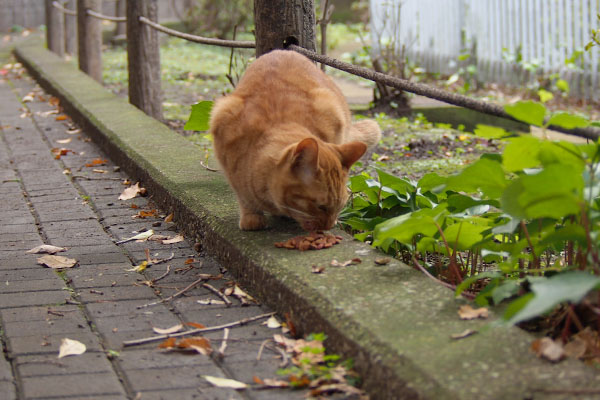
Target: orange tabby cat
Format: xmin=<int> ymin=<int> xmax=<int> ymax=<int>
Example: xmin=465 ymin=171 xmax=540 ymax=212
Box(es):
xmin=210 ymin=50 xmax=381 ymax=231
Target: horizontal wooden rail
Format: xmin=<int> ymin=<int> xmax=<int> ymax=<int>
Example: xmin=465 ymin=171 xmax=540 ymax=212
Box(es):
xmin=52 ymin=1 xmax=77 ymax=16
xmin=86 ymin=9 xmax=126 ymax=22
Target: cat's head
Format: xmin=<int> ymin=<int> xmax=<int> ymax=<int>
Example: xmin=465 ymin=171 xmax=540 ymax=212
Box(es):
xmin=275 ymin=138 xmax=366 ymax=231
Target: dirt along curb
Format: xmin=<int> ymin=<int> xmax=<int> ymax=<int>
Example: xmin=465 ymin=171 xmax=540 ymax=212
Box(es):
xmin=14 ymin=38 xmax=600 ymax=399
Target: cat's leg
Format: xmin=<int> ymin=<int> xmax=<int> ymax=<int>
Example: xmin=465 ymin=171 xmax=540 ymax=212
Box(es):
xmin=239 ymin=206 xmax=268 ymax=230
xmin=348 ymin=119 xmax=381 ymax=148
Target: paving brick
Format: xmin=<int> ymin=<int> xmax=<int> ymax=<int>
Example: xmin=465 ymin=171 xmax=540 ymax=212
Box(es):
xmin=68 ymin=270 xmax=141 ymax=289
xmin=0 ymin=381 xmax=17 ymax=400
xmin=0 ymin=224 xmax=39 ymax=235
xmin=0 ymin=268 xmax=59 ymax=282
xmin=3 ymin=312 xmax=89 ymax=337
xmin=15 ymin=352 xmax=114 ymax=377
xmin=0 ymin=305 xmax=81 ymax=323
xmin=76 ymin=252 xmax=130 ymax=266
xmin=134 ymin=388 xmax=243 ymax=400
xmin=93 ymin=312 xmax=182 ymax=337
xmin=85 ymin=299 xmax=174 ymax=318
xmin=7 ymin=331 xmax=103 ymax=356
xmin=0 ymin=278 xmax=65 ymax=294
xmin=21 ymin=372 xmax=126 ymax=398
xmin=0 ymin=290 xmax=69 ymax=309
xmin=125 ymin=365 xmax=225 ymax=392
xmin=77 ymin=285 xmax=157 ymax=303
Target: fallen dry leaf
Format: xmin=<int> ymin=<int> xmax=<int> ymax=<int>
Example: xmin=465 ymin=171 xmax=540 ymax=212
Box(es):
xmin=51 ymin=147 xmax=74 ymax=159
xmin=162 ymin=234 xmax=184 ymax=244
xmin=152 ymin=324 xmax=183 ymax=335
xmin=118 ymin=182 xmax=143 ymax=201
xmin=274 ymin=232 xmax=342 ymax=251
xmin=116 ymin=230 xmax=154 ymax=244
xmin=92 ymin=169 xmax=107 ymax=174
xmin=186 ymin=322 xmax=206 ymax=329
xmin=223 ymin=285 xmax=255 ymax=305
xmin=49 ymin=96 xmax=60 ymax=106
xmin=374 ymin=257 xmax=391 ymax=265
xmin=330 ymin=258 xmax=361 ymax=267
xmin=311 ymin=265 xmax=325 ymax=274
xmin=126 ymin=261 xmax=148 ymax=273
xmin=37 ymin=255 xmax=77 ymax=269
xmin=531 ymin=337 xmax=565 ymax=362
xmin=164 ymin=212 xmax=174 ymax=223
xmin=158 ymin=336 xmax=212 ymax=355
xmin=458 ymin=305 xmax=489 ymax=320
xmin=259 ymin=378 xmax=290 ymax=388
xmin=56 ymin=138 xmax=72 ymax=144
xmin=85 ymin=158 xmax=108 ymax=167
xmin=132 ymin=209 xmax=158 ymax=219
xmin=204 ymin=375 xmax=247 ymax=390
xmin=450 ymin=329 xmax=478 ymax=340
xmin=197 ymin=299 xmax=226 ymax=305
xmin=57 ymin=338 xmax=86 ymax=358
xmin=27 ymin=244 xmax=66 ymax=255
xmin=264 ymin=316 xmax=281 ymax=329
xmin=55 ymin=114 xmax=68 ymax=121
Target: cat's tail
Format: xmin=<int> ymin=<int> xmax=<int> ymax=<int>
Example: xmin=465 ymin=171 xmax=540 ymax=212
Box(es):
xmin=347 ymin=119 xmax=381 ymax=148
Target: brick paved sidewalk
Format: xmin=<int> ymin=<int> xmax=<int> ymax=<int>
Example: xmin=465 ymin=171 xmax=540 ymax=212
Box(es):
xmin=0 ymin=60 xmax=306 ymax=399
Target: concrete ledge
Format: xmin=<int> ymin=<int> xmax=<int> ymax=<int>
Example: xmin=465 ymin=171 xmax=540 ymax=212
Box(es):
xmin=14 ymin=38 xmax=600 ymax=399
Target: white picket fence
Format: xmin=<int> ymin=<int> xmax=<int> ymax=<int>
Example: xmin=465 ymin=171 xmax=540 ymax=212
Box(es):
xmin=370 ymin=0 xmax=600 ymax=100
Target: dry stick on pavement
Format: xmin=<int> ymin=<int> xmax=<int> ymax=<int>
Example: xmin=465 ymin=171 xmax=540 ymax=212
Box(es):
xmin=137 ymin=274 xmax=214 ymax=309
xmin=123 ymin=312 xmax=276 ymax=346
xmin=151 ymin=264 xmax=172 ymax=284
xmin=202 ymin=282 xmax=233 ymax=307
xmin=218 ymin=328 xmax=230 ymax=358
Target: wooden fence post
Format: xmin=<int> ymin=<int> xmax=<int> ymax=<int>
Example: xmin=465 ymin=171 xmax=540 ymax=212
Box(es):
xmin=46 ymin=0 xmax=65 ymax=56
xmin=253 ymin=0 xmax=316 ymax=57
xmin=113 ymin=0 xmax=126 ymax=41
xmin=64 ymin=0 xmax=77 ymax=55
xmin=126 ymin=0 xmax=163 ymax=121
xmin=77 ymin=0 xmax=103 ymax=82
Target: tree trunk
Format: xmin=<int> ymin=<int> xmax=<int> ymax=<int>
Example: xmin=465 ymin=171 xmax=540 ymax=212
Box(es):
xmin=253 ymin=0 xmax=316 ymax=57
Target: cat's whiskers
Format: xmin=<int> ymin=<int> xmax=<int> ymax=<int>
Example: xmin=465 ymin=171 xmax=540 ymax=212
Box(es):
xmin=279 ymin=204 xmax=313 ymax=218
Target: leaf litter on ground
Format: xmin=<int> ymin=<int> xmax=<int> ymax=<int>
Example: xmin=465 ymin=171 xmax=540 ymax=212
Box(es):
xmin=118 ymin=182 xmax=144 ymax=200
xmin=27 ymin=244 xmax=66 ymax=254
xmin=58 ymin=338 xmax=86 ymax=358
xmin=458 ymin=304 xmax=489 ymax=320
xmin=37 ymin=255 xmax=77 ymax=269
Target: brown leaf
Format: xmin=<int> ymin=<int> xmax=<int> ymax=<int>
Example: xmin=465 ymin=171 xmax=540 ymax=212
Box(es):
xmin=531 ymin=337 xmax=565 ymax=362
xmin=164 ymin=212 xmax=174 ymax=223
xmin=374 ymin=257 xmax=391 ymax=265
xmin=85 ymin=158 xmax=108 ymax=167
xmin=162 ymin=234 xmax=184 ymax=244
xmin=55 ymin=115 xmax=68 ymax=121
xmin=158 ymin=337 xmax=176 ymax=349
xmin=186 ymin=322 xmax=206 ymax=329
xmin=27 ymin=244 xmax=66 ymax=255
xmin=261 ymin=378 xmax=290 ymax=388
xmin=458 ymin=305 xmax=488 ymax=320
xmin=118 ymin=182 xmax=142 ymax=201
xmin=184 ymin=258 xmax=195 ymax=265
xmin=178 ymin=337 xmax=212 ymax=355
xmin=152 ymin=324 xmax=183 ymax=335
xmin=252 ymin=376 xmax=264 ymax=385
xmin=132 ymin=209 xmax=158 ymax=219
xmin=330 ymin=258 xmax=361 ymax=267
xmin=311 ymin=265 xmax=325 ymax=274
xmin=37 ymin=255 xmax=77 ymax=269
xmin=285 ymin=313 xmax=297 ymax=338
xmin=48 ymin=96 xmax=60 ymax=106
xmin=450 ymin=329 xmax=478 ymax=340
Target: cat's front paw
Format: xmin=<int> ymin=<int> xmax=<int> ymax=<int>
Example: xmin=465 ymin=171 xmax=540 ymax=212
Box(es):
xmin=239 ymin=213 xmax=268 ymax=230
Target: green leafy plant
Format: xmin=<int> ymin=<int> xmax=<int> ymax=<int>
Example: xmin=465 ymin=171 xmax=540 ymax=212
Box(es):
xmin=342 ymin=100 xmax=600 ymax=329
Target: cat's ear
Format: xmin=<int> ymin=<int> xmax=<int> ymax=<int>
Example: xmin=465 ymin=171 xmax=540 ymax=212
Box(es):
xmin=338 ymin=141 xmax=367 ymax=170
xmin=291 ymin=138 xmax=319 ymax=183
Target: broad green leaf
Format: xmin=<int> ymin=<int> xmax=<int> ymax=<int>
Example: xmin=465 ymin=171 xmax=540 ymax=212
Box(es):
xmin=491 ymin=280 xmax=521 ymax=305
xmin=504 ymin=101 xmax=547 ymax=127
xmin=505 ymin=272 xmax=600 ymax=325
xmin=447 ymin=194 xmax=499 ymax=213
xmin=547 ymin=112 xmax=590 ymax=130
xmin=377 ymin=169 xmax=414 ymax=196
xmin=184 ymin=101 xmax=214 ymax=131
xmin=555 ymin=79 xmax=570 ymax=93
xmin=473 ymin=124 xmax=510 ymax=139
xmin=418 ymin=173 xmax=447 ymax=193
xmin=446 ymin=158 xmax=507 ymax=199
xmin=537 ymin=224 xmax=587 ymax=248
xmin=502 ymin=135 xmax=542 ymax=172
xmin=373 ymin=207 xmax=447 ymax=246
xmin=537 ymin=141 xmax=585 ymax=172
xmin=443 ymin=221 xmax=489 ymax=250
xmin=537 ymin=89 xmax=554 ymax=104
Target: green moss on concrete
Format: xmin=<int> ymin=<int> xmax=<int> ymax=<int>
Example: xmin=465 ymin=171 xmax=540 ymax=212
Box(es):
xmin=15 ymin=38 xmax=600 ymax=400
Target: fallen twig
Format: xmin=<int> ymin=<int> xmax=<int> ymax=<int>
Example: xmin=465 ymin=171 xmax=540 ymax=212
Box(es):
xmin=71 ymin=175 xmax=122 ymax=181
xmin=200 ymin=160 xmax=219 ymax=172
xmin=218 ymin=328 xmax=230 ymax=358
xmin=147 ymin=252 xmax=175 ymax=267
xmin=256 ymin=338 xmax=271 ymax=361
xmin=151 ymin=265 xmax=172 ymax=284
xmin=202 ymin=283 xmax=232 ymax=307
xmin=123 ymin=312 xmax=276 ymax=347
xmin=137 ymin=274 xmax=213 ymax=309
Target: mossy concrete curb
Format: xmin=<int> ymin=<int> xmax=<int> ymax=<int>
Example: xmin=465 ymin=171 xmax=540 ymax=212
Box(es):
xmin=14 ymin=38 xmax=600 ymax=400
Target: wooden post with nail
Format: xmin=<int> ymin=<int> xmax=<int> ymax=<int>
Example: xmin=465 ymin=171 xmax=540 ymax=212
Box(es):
xmin=126 ymin=0 xmax=163 ymax=121
xmin=253 ymin=0 xmax=316 ymax=58
xmin=77 ymin=0 xmax=102 ymax=82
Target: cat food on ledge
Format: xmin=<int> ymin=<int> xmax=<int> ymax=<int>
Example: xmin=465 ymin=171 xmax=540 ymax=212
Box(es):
xmin=274 ymin=231 xmax=343 ymax=251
